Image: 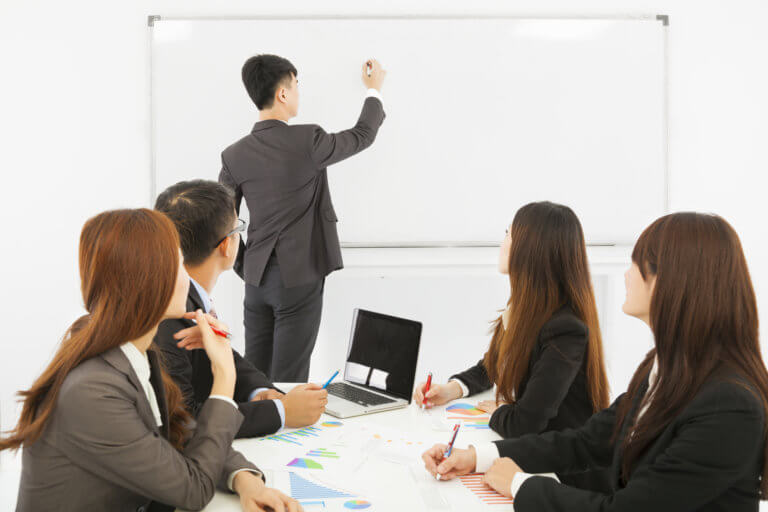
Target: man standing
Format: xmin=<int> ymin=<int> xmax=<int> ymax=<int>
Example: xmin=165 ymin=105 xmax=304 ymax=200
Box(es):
xmin=220 ymin=54 xmax=386 ymax=381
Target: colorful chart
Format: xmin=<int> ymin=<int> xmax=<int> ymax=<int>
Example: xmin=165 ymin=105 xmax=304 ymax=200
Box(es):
xmin=321 ymin=421 xmax=343 ymax=427
xmin=289 ymin=472 xmax=353 ymax=500
xmin=287 ymin=458 xmax=323 ymax=469
xmin=462 ymin=419 xmax=491 ymax=430
xmin=261 ymin=426 xmax=323 ymax=445
xmin=343 ymin=499 xmax=372 ymax=509
xmin=299 ymin=501 xmax=326 ymax=509
xmin=459 ymin=473 xmax=514 ymax=505
xmin=307 ymin=448 xmax=340 ymax=459
xmin=446 ymin=403 xmax=487 ymax=416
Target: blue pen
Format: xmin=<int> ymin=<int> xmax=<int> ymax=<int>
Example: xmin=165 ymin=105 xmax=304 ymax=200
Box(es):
xmin=322 ymin=370 xmax=339 ymax=389
xmin=436 ymin=424 xmax=461 ymax=480
xmin=444 ymin=424 xmax=461 ymax=458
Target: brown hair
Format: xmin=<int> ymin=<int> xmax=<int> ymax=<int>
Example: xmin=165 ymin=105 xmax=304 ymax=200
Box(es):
xmin=614 ymin=212 xmax=768 ymax=496
xmin=484 ymin=201 xmax=610 ymax=413
xmin=0 ymin=209 xmax=191 ymax=451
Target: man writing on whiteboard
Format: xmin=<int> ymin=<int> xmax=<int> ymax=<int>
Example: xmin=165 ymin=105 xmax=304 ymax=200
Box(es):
xmin=219 ymin=54 xmax=386 ymax=382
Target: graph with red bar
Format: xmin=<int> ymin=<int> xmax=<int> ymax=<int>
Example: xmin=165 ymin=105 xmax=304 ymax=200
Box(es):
xmin=459 ymin=473 xmax=514 ymax=506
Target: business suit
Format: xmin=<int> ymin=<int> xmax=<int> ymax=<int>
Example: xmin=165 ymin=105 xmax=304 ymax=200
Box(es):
xmin=219 ymin=95 xmax=386 ymax=381
xmin=154 ymin=282 xmax=283 ymax=437
xmin=497 ymin=369 xmax=765 ymax=511
xmin=451 ymin=305 xmax=608 ymax=491
xmin=16 ymin=346 xmax=260 ymax=512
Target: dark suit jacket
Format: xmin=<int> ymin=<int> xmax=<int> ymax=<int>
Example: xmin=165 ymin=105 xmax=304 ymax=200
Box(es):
xmin=451 ymin=305 xmax=607 ymax=490
xmin=154 ymin=283 xmax=283 ymax=438
xmin=498 ymin=370 xmax=765 ymax=512
xmin=16 ymin=346 xmax=259 ymax=512
xmin=219 ymin=97 xmax=386 ymax=288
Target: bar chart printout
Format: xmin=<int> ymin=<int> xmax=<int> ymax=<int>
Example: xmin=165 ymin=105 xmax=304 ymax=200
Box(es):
xmin=289 ymin=472 xmax=353 ymax=500
xmin=459 ymin=473 xmax=515 ymax=506
xmin=260 ymin=426 xmax=324 ymax=446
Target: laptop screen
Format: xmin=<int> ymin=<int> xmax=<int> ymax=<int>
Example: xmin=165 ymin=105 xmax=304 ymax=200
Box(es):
xmin=343 ymin=309 xmax=422 ymax=402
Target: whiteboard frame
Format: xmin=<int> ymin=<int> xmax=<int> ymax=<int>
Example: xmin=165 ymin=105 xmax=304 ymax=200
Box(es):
xmin=148 ymin=14 xmax=670 ymax=248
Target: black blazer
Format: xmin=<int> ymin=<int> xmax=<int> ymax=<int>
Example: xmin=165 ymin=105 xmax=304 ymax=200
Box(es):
xmin=498 ymin=369 xmax=765 ymax=512
xmin=154 ymin=283 xmax=283 ymax=437
xmin=451 ymin=305 xmax=606 ymax=490
xmin=219 ymin=97 xmax=386 ymax=288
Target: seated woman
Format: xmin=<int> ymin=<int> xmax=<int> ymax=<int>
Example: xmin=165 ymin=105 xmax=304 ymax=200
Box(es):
xmin=413 ymin=201 xmax=610 ymax=490
xmin=1 ymin=209 xmax=302 ymax=512
xmin=423 ymin=212 xmax=768 ymax=511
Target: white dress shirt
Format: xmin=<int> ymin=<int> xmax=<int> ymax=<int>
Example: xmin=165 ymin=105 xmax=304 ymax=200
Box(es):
xmin=120 ymin=341 xmax=258 ymax=491
xmin=189 ymin=277 xmax=286 ymax=429
xmin=474 ymin=356 xmax=660 ymax=498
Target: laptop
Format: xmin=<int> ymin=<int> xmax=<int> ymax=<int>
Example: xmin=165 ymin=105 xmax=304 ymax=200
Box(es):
xmin=325 ymin=309 xmax=422 ymax=419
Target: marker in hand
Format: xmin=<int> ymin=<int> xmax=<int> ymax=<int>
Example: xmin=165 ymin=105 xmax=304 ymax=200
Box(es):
xmin=436 ymin=424 xmax=461 ymax=480
xmin=422 ymin=372 xmax=433 ymax=410
xmin=366 ymin=60 xmax=373 ymax=77
xmin=322 ymin=370 xmax=340 ymax=389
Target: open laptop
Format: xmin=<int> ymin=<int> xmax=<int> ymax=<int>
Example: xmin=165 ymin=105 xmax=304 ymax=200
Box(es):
xmin=325 ymin=309 xmax=422 ymax=419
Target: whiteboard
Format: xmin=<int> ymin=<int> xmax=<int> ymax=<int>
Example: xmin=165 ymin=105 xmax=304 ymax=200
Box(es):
xmin=151 ymin=16 xmax=667 ymax=245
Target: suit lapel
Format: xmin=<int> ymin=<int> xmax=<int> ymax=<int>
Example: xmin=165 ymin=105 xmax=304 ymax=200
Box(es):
xmin=100 ymin=347 xmax=160 ymax=433
xmin=187 ymin=280 xmax=206 ymax=313
xmin=611 ymin=378 xmax=650 ymax=488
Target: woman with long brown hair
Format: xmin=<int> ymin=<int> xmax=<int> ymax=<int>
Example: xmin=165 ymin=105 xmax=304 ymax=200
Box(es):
xmin=423 ymin=212 xmax=768 ymax=511
xmin=1 ymin=209 xmax=301 ymax=512
xmin=413 ymin=201 xmax=610 ymax=490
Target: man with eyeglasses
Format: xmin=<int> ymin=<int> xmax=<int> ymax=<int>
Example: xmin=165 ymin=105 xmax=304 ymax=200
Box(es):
xmin=153 ymin=180 xmax=328 ymax=438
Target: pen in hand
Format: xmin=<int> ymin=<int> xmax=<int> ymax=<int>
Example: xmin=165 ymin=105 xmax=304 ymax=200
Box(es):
xmin=436 ymin=424 xmax=461 ymax=481
xmin=322 ymin=370 xmax=340 ymax=389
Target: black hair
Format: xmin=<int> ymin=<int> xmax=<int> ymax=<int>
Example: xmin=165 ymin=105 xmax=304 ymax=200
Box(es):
xmin=154 ymin=180 xmax=237 ymax=266
xmin=241 ymin=54 xmax=298 ymax=110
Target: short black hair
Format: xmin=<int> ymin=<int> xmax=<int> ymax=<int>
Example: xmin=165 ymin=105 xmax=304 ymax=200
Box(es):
xmin=154 ymin=180 xmax=237 ymax=266
xmin=242 ymin=54 xmax=297 ymax=110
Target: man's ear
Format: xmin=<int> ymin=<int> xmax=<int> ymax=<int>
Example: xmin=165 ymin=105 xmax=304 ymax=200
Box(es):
xmin=217 ymin=236 xmax=231 ymax=259
xmin=277 ymin=85 xmax=290 ymax=105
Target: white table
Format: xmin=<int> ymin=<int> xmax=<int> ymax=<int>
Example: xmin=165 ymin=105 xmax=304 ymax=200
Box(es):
xmin=188 ymin=386 xmax=500 ymax=512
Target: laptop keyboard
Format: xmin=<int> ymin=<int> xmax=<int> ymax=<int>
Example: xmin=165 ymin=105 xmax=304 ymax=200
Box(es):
xmin=327 ymin=382 xmax=396 ymax=406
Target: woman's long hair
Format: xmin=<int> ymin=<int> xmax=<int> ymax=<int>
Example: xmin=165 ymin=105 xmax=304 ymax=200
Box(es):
xmin=0 ymin=209 xmax=191 ymax=451
xmin=484 ymin=201 xmax=609 ymax=412
xmin=613 ymin=213 xmax=768 ymax=496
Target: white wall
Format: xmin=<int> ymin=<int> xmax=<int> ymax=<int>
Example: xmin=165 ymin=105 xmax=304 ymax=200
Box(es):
xmin=1 ymin=1 xmax=767 ymax=505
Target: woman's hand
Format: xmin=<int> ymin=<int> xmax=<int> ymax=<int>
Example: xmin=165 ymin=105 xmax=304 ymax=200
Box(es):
xmin=413 ymin=381 xmax=463 ymax=409
xmin=176 ymin=310 xmax=236 ymax=397
xmin=483 ymin=458 xmax=522 ymax=498
xmin=476 ymin=399 xmax=503 ymax=414
xmin=422 ymin=444 xmax=477 ymax=480
xmin=234 ymin=472 xmax=302 ymax=512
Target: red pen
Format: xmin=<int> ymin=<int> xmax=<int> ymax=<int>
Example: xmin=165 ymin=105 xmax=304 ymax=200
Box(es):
xmin=422 ymin=372 xmax=433 ymax=410
xmin=210 ymin=326 xmax=232 ymax=340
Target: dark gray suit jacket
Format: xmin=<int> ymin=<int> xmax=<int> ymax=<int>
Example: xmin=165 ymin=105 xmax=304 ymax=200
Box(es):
xmin=219 ymin=96 xmax=386 ymax=288
xmin=154 ymin=282 xmax=283 ymax=437
xmin=16 ymin=346 xmax=259 ymax=512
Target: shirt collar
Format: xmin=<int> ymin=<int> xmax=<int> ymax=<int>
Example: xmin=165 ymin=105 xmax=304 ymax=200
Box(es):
xmin=189 ymin=277 xmax=212 ymax=314
xmin=119 ymin=342 xmax=151 ymax=382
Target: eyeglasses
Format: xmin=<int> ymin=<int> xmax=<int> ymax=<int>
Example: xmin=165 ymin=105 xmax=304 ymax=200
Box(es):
xmin=214 ymin=218 xmax=246 ymax=248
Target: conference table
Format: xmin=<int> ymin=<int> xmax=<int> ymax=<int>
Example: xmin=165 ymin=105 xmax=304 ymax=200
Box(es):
xmin=185 ymin=387 xmax=502 ymax=512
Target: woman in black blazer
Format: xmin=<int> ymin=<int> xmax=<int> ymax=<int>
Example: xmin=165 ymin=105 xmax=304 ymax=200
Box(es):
xmin=413 ymin=201 xmax=610 ymax=491
xmin=423 ymin=212 xmax=768 ymax=512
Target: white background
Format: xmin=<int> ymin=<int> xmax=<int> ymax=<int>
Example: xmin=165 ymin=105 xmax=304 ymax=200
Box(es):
xmin=1 ymin=1 xmax=768 ymax=509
